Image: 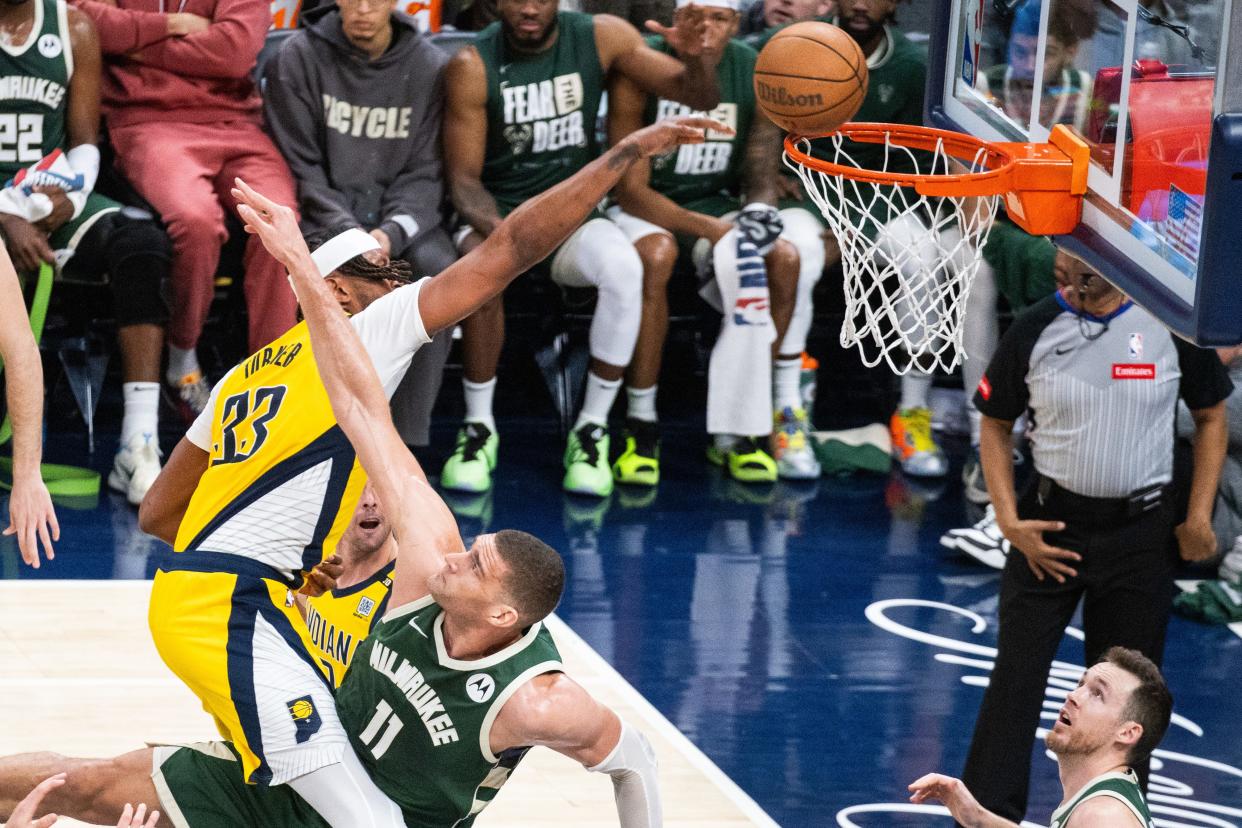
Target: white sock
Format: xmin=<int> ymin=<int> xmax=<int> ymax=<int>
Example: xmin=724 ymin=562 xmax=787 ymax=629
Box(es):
xmin=121 ymin=382 xmax=160 ymax=447
xmin=575 ymin=372 xmax=622 ymax=428
xmin=900 ymin=371 xmax=933 ymax=412
xmin=626 ymin=385 xmax=658 ymax=423
xmin=463 ymin=377 xmax=496 ymax=429
xmin=166 ymin=345 xmax=200 ymax=384
xmin=773 ymin=357 xmax=802 ymax=411
xmin=713 ymin=433 xmax=740 ymax=451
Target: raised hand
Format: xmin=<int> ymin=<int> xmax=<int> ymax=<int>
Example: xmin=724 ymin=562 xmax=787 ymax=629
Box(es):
xmin=230 ymin=178 xmax=310 ymax=273
xmin=646 ymin=4 xmax=707 ymax=58
xmin=622 ymin=116 xmax=733 ymax=160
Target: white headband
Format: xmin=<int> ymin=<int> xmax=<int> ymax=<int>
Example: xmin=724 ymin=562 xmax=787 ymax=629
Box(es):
xmin=676 ymin=0 xmax=739 ymax=9
xmin=310 ymin=228 xmax=383 ymax=278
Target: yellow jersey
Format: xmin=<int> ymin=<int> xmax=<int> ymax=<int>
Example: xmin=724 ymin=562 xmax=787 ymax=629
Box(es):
xmin=176 ymin=280 xmax=430 ymax=580
xmin=305 ymin=560 xmax=395 ymax=686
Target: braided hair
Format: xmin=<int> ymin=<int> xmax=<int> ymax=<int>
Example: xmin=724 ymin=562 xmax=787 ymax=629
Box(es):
xmin=303 ymin=226 xmax=416 ymax=284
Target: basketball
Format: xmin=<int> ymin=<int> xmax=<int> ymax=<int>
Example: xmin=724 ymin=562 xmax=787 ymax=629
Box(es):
xmin=753 ymin=21 xmax=868 ymax=135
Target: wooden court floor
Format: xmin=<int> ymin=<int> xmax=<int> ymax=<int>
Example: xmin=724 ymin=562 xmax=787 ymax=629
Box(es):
xmin=0 ymin=582 xmax=776 ymax=828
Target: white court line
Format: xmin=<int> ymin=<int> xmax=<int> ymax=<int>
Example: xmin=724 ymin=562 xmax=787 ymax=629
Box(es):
xmin=544 ymin=614 xmax=780 ymax=828
xmin=1175 ymin=580 xmax=1242 ymax=641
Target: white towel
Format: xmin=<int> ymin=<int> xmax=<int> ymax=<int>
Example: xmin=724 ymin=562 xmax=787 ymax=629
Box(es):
xmin=705 ymin=228 xmax=775 ymax=437
xmin=0 ymin=149 xmax=83 ymax=222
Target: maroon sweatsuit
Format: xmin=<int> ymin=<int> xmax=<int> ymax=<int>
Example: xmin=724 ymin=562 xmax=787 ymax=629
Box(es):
xmin=75 ymin=0 xmax=298 ymax=353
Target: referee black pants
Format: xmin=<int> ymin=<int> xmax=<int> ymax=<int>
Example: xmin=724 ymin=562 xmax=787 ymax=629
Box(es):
xmin=960 ymin=481 xmax=1177 ymax=823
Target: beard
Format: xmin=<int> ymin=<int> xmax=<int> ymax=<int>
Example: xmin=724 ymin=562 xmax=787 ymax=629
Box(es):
xmin=841 ymin=14 xmax=885 ymax=47
xmin=505 ymin=16 xmax=558 ymax=53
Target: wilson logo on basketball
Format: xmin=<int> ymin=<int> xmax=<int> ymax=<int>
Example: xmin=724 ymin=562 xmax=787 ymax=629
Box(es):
xmin=755 ymin=80 xmax=824 ymax=109
xmin=1112 ymin=363 xmax=1155 ymax=380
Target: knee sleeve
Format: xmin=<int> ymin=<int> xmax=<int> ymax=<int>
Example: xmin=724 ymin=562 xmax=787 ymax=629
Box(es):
xmin=778 ymin=208 xmax=826 ymax=354
xmin=101 ymin=211 xmax=172 ymax=327
xmin=551 ymin=219 xmax=644 ymax=367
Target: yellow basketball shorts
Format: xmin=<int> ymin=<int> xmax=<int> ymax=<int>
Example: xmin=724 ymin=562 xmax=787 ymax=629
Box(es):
xmin=149 ymin=554 xmax=348 ymax=786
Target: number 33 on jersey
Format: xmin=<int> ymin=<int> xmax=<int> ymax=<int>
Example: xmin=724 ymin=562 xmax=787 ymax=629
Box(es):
xmin=175 ymin=323 xmax=369 ymax=580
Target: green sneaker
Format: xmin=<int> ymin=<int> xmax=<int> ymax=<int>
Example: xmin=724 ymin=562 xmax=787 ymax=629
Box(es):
xmin=707 ymin=436 xmax=777 ymax=484
xmin=563 ymin=422 xmax=613 ymax=497
xmin=612 ymin=419 xmax=660 ymax=487
xmin=440 ymin=422 xmax=497 ymax=493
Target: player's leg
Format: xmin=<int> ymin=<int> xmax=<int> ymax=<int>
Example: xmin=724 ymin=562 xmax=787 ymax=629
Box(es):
xmin=64 ymin=207 xmax=172 ymax=505
xmin=771 ymin=206 xmax=825 ymax=479
xmin=877 ymin=213 xmax=951 ymax=477
xmin=442 ymin=228 xmax=502 ymax=494
xmin=607 ymin=207 xmax=678 ymax=487
xmin=108 ymin=121 xmax=225 ymax=419
xmin=214 ymin=132 xmax=300 ymax=352
xmin=549 ymin=218 xmax=644 ymax=497
xmin=0 ymin=748 xmax=159 ymax=824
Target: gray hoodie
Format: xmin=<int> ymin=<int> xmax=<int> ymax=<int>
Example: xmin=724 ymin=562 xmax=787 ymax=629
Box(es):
xmin=263 ymin=10 xmax=448 ymax=254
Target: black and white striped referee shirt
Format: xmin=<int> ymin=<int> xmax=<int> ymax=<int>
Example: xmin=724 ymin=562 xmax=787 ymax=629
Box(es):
xmin=973 ymin=292 xmax=1233 ymax=499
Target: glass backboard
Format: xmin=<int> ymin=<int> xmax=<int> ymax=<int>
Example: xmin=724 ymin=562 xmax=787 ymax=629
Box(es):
xmin=927 ymin=0 xmax=1242 ymax=345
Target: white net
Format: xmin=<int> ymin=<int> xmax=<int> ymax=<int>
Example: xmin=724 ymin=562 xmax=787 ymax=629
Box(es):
xmin=786 ymin=130 xmax=1002 ymax=374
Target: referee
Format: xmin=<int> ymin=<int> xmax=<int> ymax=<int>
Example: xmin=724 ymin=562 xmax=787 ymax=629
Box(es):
xmin=959 ymin=247 xmax=1232 ymax=822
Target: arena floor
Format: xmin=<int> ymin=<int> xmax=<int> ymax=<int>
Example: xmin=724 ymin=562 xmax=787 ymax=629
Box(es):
xmin=3 ymin=415 xmax=1241 ymax=827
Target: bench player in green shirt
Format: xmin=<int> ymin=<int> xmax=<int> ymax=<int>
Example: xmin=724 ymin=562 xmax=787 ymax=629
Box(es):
xmin=0 ymin=0 xmax=171 ymax=506
xmin=442 ymin=0 xmax=723 ymax=498
xmin=607 ymin=0 xmax=827 ymax=484
xmin=0 ymin=118 xmax=721 ymax=828
xmin=909 ymin=646 xmax=1170 ymax=828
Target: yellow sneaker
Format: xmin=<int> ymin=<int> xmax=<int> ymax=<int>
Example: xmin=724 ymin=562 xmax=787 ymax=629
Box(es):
xmin=890 ymin=407 xmax=948 ymax=477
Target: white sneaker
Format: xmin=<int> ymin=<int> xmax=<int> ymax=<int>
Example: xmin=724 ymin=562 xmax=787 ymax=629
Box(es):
xmin=109 ymin=434 xmax=163 ymax=506
xmin=940 ymin=504 xmax=1010 ymax=570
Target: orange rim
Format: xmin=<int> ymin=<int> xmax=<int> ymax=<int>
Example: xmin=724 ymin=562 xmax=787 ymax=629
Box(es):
xmin=784 ymin=123 xmax=1090 ymax=236
xmin=783 ymin=122 xmax=1020 ymax=195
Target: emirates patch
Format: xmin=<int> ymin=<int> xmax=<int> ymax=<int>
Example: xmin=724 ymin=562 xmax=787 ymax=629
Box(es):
xmin=978 ymin=376 xmax=992 ymax=400
xmin=1112 ymin=363 xmax=1155 ymax=380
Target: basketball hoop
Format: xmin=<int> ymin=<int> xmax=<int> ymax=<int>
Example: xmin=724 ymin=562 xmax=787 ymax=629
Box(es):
xmin=784 ymin=123 xmax=1089 ymax=374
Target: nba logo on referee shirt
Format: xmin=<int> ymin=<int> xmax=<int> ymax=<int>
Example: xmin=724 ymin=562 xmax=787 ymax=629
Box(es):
xmin=287 ymin=696 xmax=322 ymax=743
xmin=1129 ymin=333 xmax=1143 ymax=359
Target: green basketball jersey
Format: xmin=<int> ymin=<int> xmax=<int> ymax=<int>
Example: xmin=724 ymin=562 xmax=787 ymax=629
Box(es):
xmin=476 ymin=12 xmax=604 ymax=214
xmin=335 ymin=597 xmax=563 ymax=826
xmin=1050 ymin=770 xmax=1154 ymax=828
xmin=0 ymin=0 xmax=72 ymax=180
xmin=643 ymin=37 xmax=755 ymax=205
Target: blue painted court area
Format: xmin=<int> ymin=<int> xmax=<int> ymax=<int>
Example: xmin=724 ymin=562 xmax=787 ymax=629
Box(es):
xmin=5 ymin=416 xmax=1241 ymax=827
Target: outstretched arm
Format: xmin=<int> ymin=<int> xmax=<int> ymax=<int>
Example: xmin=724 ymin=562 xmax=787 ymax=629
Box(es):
xmin=495 ymin=673 xmax=662 ymax=828
xmin=231 ymin=181 xmax=461 ymax=598
xmin=418 ymin=115 xmax=731 ymax=336
xmin=0 ymin=244 xmax=58 ymax=567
